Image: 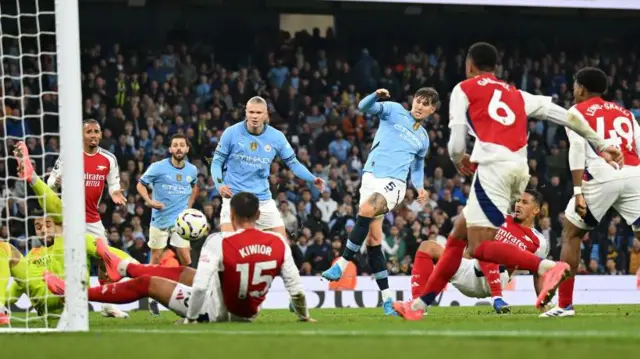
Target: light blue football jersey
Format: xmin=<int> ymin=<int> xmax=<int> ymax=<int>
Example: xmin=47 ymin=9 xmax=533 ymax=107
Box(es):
xmin=139 ymin=158 xmax=198 ymax=229
xmin=211 ymin=121 xmax=315 ymax=201
xmin=362 ymin=99 xmax=430 ymax=183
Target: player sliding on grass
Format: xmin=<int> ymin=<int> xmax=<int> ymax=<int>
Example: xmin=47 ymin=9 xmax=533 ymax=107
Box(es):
xmin=394 ymin=42 xmax=622 ymax=321
xmin=410 ymin=189 xmax=548 ymax=314
xmin=0 ymin=142 xmax=135 ymax=326
xmin=45 ymin=192 xmax=314 ymax=323
xmin=322 ymin=87 xmax=439 ymax=316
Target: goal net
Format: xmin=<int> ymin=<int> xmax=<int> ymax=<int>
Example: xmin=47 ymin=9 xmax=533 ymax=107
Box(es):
xmin=1 ymin=0 xmax=88 ymax=331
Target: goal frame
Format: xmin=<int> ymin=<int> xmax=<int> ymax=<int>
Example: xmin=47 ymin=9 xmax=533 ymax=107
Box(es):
xmin=54 ymin=0 xmax=88 ymax=332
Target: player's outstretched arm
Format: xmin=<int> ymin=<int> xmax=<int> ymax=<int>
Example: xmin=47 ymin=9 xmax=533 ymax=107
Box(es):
xmin=47 ymin=159 xmax=62 ymax=189
xmin=410 ymin=156 xmax=426 ymax=192
xmin=31 ymin=175 xmax=64 ymax=224
xmin=278 ymin=238 xmax=313 ymax=321
xmin=184 ymin=235 xmax=221 ymax=322
xmin=358 ymin=89 xmax=393 ymax=117
xmin=105 ymin=153 xmax=126 ymax=205
xmin=566 ymin=125 xmax=588 ymax=216
xmin=520 ymin=91 xmax=610 ymax=153
xmin=447 ymin=84 xmax=472 ymax=171
xmin=277 ymin=132 xmax=322 ymax=190
xmin=211 ymin=129 xmax=233 ymax=198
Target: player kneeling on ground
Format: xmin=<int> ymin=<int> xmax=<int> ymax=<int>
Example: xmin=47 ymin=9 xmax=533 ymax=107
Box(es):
xmin=44 ymin=192 xmax=314 ymax=323
xmin=409 ymin=189 xmax=548 ymax=315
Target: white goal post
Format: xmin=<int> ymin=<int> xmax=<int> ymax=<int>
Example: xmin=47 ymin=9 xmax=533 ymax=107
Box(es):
xmin=0 ymin=0 xmax=87 ymax=331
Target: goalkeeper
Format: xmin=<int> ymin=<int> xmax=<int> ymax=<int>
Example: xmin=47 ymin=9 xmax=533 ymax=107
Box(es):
xmin=0 ymin=142 xmax=134 ymax=325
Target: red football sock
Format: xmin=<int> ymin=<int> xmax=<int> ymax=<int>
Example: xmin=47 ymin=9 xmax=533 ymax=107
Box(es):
xmin=88 ymin=276 xmax=151 ymax=304
xmin=474 ymin=240 xmax=541 ymax=273
xmin=411 ymin=251 xmax=434 ymax=299
xmin=558 ymin=276 xmax=575 ymax=308
xmin=478 ymin=261 xmax=502 ymax=298
xmin=419 ymin=236 xmax=466 ymax=304
xmin=127 ymin=263 xmax=184 ymax=282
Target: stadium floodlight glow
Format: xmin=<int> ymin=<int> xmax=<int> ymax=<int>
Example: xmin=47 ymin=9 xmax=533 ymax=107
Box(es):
xmin=323 ymin=0 xmax=640 ymax=10
xmin=0 ymin=0 xmax=87 ymax=332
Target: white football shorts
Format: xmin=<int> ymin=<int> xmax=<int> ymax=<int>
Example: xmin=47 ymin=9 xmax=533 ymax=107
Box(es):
xmin=86 ymin=221 xmax=107 ymax=242
xmin=220 ymin=198 xmax=284 ymax=230
xmin=565 ymin=175 xmax=640 ymax=231
xmin=168 ymin=274 xmax=256 ymax=323
xmin=148 ymin=226 xmax=191 ymax=249
xmin=359 ymin=172 xmax=407 ymax=214
xmin=463 ymin=161 xmax=530 ymax=229
xmin=450 ymin=258 xmax=511 ymax=298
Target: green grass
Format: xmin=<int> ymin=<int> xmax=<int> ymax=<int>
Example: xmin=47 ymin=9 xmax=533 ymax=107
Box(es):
xmin=2 ymin=305 xmax=640 ymax=359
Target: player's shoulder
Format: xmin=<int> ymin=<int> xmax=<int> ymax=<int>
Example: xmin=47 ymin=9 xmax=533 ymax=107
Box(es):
xmin=264 ymin=124 xmax=286 ymax=140
xmin=383 ymin=101 xmax=406 ymax=113
xmin=97 ymin=147 xmax=118 ymax=163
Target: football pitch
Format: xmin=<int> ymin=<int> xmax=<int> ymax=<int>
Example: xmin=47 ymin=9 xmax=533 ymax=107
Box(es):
xmin=2 ymin=305 xmax=639 ymax=358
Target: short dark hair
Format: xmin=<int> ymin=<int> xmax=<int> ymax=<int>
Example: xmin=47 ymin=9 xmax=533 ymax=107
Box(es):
xmin=230 ymin=192 xmax=260 ymax=219
xmin=170 ymin=134 xmax=190 ymax=147
xmin=575 ymin=67 xmax=608 ymax=95
xmin=467 ymin=42 xmax=498 ymax=72
xmin=414 ymin=87 xmax=440 ymax=108
xmin=83 ymin=119 xmax=101 ymax=129
xmin=523 ymin=188 xmax=544 ymax=208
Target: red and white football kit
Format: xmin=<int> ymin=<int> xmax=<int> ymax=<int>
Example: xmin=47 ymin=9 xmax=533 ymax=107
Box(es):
xmin=173 ymin=228 xmax=306 ymax=322
xmin=48 ymin=148 xmax=121 ymax=237
xmin=448 ymin=74 xmax=608 ymax=228
xmin=450 ymin=215 xmax=549 ymax=298
xmin=565 ymin=97 xmax=640 ymax=231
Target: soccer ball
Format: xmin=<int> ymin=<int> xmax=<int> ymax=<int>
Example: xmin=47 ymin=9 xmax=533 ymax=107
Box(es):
xmin=175 ymin=209 xmax=209 ymax=240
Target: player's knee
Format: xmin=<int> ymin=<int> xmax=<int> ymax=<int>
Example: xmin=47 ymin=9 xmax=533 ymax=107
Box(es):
xmin=358 ymin=202 xmax=376 ymax=218
xmin=418 ymin=241 xmax=439 ymax=258
xmin=361 ymin=193 xmax=387 ymax=217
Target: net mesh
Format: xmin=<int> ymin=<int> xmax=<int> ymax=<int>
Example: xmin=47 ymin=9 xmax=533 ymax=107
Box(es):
xmin=1 ymin=0 xmax=64 ymax=329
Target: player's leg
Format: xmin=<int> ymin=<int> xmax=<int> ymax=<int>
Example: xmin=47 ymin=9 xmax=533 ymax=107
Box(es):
xmin=411 ymin=240 xmax=443 ymax=299
xmin=86 ymin=221 xmax=130 ymax=319
xmin=402 ymin=212 xmax=468 ymax=316
xmin=94 ymin=237 xmax=196 ymax=285
xmin=148 ymin=227 xmax=170 ymax=265
xmin=146 ymin=226 xmax=170 ymax=315
xmin=169 ymin=231 xmax=192 ymax=266
xmin=363 ymin=217 xmax=399 ymax=315
xmin=323 ymin=174 xmax=402 ymax=282
xmin=258 ymin=199 xmax=288 ymax=238
xmin=542 ymin=181 xmax=611 ymax=317
xmin=45 ymin=272 xmax=184 ymax=313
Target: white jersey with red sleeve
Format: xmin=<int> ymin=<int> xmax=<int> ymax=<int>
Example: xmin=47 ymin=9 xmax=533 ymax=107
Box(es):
xmin=186 ymin=228 xmax=305 ymax=321
xmin=448 ymin=73 xmax=603 ymax=166
xmin=567 ymin=97 xmax=640 ymax=183
xmin=48 ymin=148 xmax=120 ymax=223
xmin=448 ymin=74 xmax=529 ymax=165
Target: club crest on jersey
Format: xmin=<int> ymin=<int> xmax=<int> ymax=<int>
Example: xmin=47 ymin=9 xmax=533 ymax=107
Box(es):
xmin=413 ymin=122 xmax=421 ymax=131
xmin=264 ymin=144 xmax=272 ymax=152
xmin=97 ymin=165 xmax=107 ymax=171
xmin=176 ymin=174 xmax=182 ymax=182
xmin=250 ymin=142 xmax=258 ymax=151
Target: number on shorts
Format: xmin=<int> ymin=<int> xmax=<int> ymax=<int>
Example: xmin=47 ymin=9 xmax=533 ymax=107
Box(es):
xmin=236 ymin=261 xmax=277 ymax=299
xmin=488 ymin=90 xmax=516 ymax=126
xmin=383 ymin=181 xmax=396 ymax=193
xmin=596 ymin=116 xmax=634 ymax=150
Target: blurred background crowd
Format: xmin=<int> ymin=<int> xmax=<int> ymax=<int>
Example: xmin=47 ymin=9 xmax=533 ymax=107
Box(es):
xmin=1 ymin=0 xmax=640 ymax=277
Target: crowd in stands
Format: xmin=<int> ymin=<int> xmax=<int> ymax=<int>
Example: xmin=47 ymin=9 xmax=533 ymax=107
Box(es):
xmin=2 ymin=24 xmax=640 ymax=277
